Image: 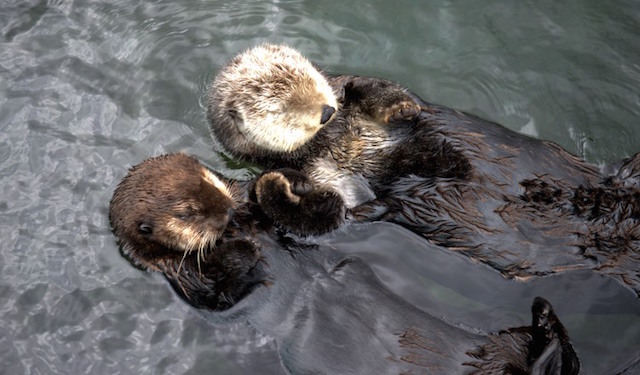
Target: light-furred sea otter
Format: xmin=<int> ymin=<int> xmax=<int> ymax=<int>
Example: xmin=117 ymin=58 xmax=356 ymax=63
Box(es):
xmin=207 ymin=43 xmax=640 ymax=296
xmin=108 ymin=153 xmax=580 ymax=375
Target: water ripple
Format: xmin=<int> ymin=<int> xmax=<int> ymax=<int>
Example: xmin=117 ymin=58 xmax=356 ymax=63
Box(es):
xmin=0 ymin=0 xmax=638 ymax=374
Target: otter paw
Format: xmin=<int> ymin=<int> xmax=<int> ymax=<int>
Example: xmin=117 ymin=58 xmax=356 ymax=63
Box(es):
xmin=272 ymin=168 xmax=314 ymax=196
xmin=384 ymin=101 xmax=421 ymax=123
xmin=255 ymin=171 xmax=302 ymax=206
xmin=171 ymin=239 xmax=265 ymax=311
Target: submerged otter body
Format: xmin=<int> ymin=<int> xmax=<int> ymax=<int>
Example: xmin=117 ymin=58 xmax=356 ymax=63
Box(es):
xmin=109 ymin=153 xmax=579 ymax=375
xmin=207 ymin=45 xmax=640 ymax=295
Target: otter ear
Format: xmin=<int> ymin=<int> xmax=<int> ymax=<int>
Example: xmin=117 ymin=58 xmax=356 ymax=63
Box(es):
xmin=320 ymin=105 xmax=335 ymax=124
xmin=138 ymin=222 xmax=153 ymax=236
xmin=227 ymin=109 xmax=239 ymax=121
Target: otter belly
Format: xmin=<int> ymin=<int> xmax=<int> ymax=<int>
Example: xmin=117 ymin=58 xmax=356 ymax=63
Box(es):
xmin=235 ymin=239 xmax=495 ymax=374
xmin=189 ymin=231 xmax=576 ymax=375
xmin=347 ymin=95 xmax=639 ymax=293
xmin=413 ymin=101 xmax=602 ymax=190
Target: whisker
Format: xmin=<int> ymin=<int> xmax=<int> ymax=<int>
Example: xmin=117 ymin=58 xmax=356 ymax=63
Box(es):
xmin=176 ymin=251 xmax=189 ymax=297
xmin=185 ymin=235 xmax=198 ymax=253
xmin=196 ymin=231 xmax=209 ymax=278
xmin=170 ymin=259 xmax=190 ymax=302
xmin=197 ymin=247 xmax=203 ymax=278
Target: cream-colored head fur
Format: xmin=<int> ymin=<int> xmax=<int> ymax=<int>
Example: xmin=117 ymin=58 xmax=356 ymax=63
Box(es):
xmin=210 ymin=43 xmax=338 ymax=152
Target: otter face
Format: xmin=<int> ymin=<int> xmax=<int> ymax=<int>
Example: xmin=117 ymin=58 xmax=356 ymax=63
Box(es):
xmin=109 ymin=154 xmax=236 ymax=271
xmin=210 ymin=43 xmax=338 ymax=153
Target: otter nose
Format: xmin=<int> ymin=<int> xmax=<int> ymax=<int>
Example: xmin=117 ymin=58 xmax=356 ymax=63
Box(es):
xmin=210 ymin=208 xmax=236 ymax=231
xmin=320 ymin=105 xmax=335 ymax=124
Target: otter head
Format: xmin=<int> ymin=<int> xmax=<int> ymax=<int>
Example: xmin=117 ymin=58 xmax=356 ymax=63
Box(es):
xmin=109 ymin=153 xmax=236 ymax=271
xmin=208 ymin=43 xmax=338 ymax=154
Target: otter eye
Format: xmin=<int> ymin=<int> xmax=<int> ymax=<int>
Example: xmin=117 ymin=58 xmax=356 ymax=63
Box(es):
xmin=138 ymin=223 xmax=153 ymax=235
xmin=320 ymin=105 xmax=335 ymax=124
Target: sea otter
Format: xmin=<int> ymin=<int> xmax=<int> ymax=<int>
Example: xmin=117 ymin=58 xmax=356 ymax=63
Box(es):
xmin=109 ymin=153 xmax=579 ymax=375
xmin=206 ymin=43 xmax=640 ymax=296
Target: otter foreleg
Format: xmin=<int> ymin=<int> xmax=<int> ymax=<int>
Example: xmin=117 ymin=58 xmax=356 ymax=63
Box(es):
xmin=333 ymin=75 xmax=422 ymax=124
xmin=254 ymin=169 xmax=346 ymax=236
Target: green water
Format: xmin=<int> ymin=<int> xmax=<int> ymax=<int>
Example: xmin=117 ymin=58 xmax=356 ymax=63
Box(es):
xmin=1 ymin=0 xmax=638 ymax=373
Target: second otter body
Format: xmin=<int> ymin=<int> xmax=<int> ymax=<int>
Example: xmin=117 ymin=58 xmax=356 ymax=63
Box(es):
xmin=207 ymin=45 xmax=640 ymax=296
xmin=109 ymin=153 xmax=580 ymax=375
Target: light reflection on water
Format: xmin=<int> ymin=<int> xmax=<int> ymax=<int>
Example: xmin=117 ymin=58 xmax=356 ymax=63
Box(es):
xmin=1 ymin=0 xmax=639 ymax=374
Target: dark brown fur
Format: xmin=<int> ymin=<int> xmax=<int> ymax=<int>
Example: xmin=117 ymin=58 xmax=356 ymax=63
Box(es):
xmin=108 ymin=154 xmax=343 ymax=310
xmin=209 ymin=73 xmax=640 ymax=296
xmin=109 ymin=154 xmax=262 ymax=310
xmin=109 ymin=153 xmax=579 ymax=374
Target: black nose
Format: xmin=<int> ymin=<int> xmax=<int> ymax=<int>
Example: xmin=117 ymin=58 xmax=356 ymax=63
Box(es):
xmin=320 ymin=105 xmax=335 ymax=124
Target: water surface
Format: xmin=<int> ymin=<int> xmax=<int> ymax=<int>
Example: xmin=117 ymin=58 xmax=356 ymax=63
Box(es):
xmin=1 ymin=0 xmax=639 ymax=374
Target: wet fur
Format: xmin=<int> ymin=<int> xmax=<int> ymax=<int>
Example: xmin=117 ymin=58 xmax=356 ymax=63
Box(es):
xmin=108 ymin=154 xmax=259 ymax=310
xmin=254 ymin=168 xmax=346 ymax=235
xmin=109 ymin=154 xmax=578 ymax=374
xmin=108 ymin=153 xmax=342 ymax=310
xmin=207 ymin=50 xmax=640 ymax=296
xmin=208 ymin=44 xmax=338 ymax=155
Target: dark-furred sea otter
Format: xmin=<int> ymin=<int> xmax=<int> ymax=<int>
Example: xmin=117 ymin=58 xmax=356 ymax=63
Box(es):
xmin=108 ymin=153 xmax=580 ymax=375
xmin=207 ymin=44 xmax=640 ymax=296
